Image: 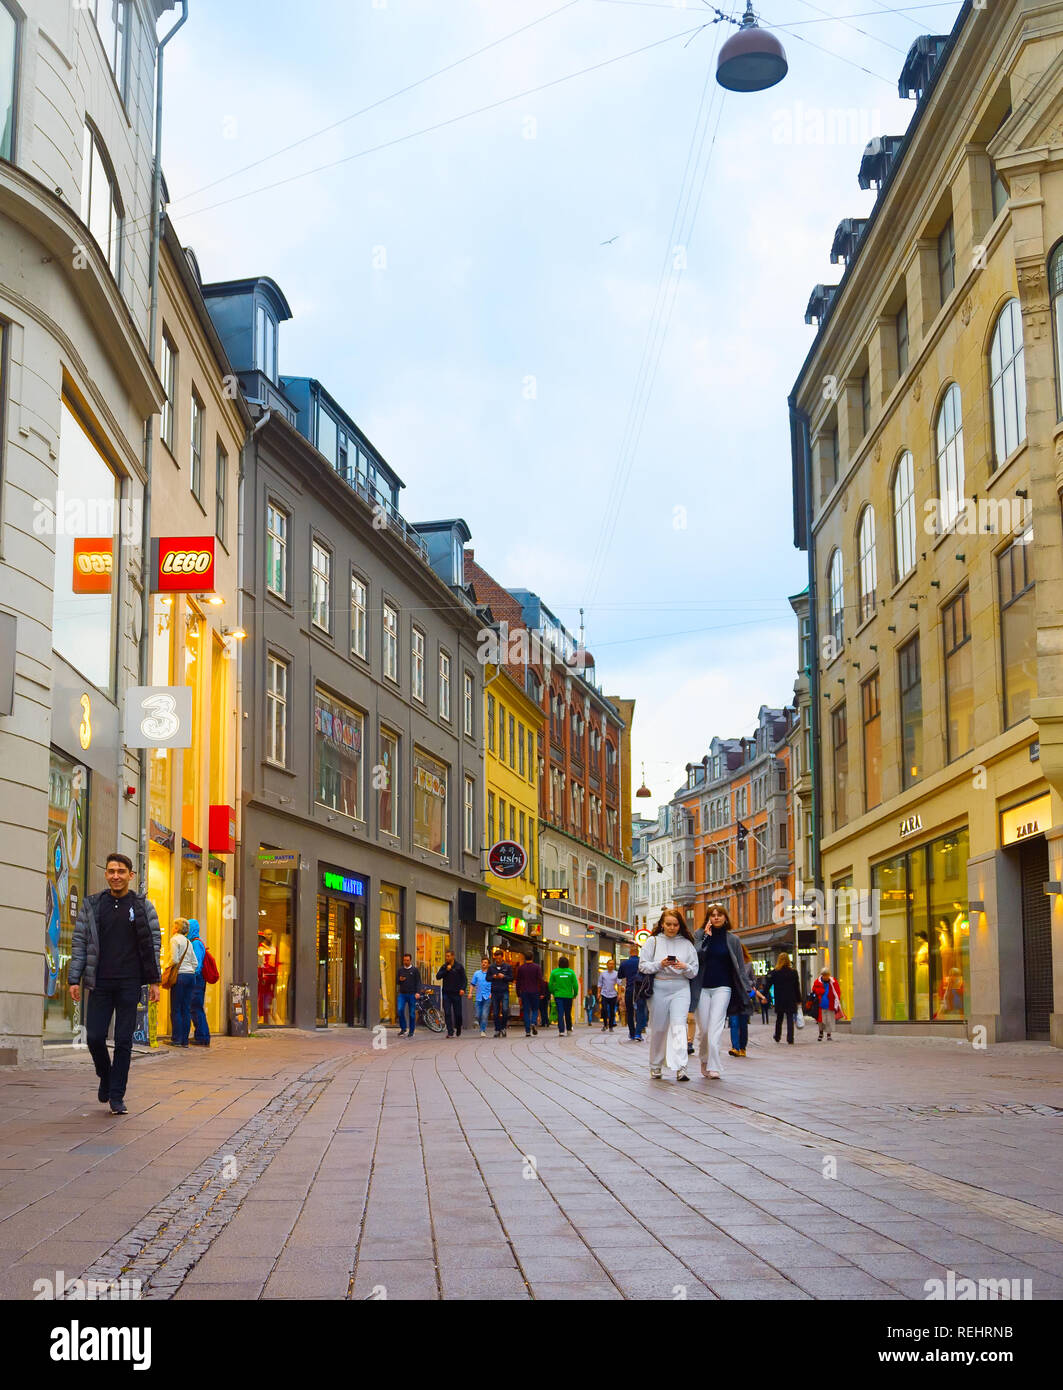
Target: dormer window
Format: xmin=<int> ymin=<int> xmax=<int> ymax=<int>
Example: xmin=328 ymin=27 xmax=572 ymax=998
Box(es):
xmin=256 ymin=303 xmax=278 ymax=382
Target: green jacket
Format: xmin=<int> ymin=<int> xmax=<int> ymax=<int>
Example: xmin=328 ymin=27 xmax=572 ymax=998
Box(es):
xmin=548 ymin=967 xmax=579 ymax=998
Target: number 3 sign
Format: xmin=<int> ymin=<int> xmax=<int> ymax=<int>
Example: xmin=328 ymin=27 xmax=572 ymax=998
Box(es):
xmin=123 ymin=686 xmax=193 ymax=749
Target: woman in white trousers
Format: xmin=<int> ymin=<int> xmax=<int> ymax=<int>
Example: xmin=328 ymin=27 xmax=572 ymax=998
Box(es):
xmin=692 ymin=902 xmax=756 ymax=1079
xmin=639 ymin=909 xmax=699 ymax=1082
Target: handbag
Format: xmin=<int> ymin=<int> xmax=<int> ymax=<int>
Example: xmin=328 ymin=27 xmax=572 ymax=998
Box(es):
xmin=162 ymin=936 xmax=191 ymax=990
xmin=636 ymin=938 xmax=657 ymax=999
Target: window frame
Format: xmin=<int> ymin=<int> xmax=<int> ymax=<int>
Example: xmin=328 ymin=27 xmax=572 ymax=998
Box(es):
xmin=310 ymin=538 xmax=332 ymax=634
xmin=988 ymin=297 xmax=1027 ymax=467
xmin=942 ymin=587 xmax=973 ymax=761
xmin=857 ymin=505 xmax=877 ymax=624
xmin=938 ymin=216 xmax=955 ymax=303
xmin=861 ymin=673 xmax=881 ymax=812
xmin=80 ymin=122 xmax=123 ymax=283
xmin=160 ymin=330 xmax=177 ymax=453
xmin=215 ymin=439 xmax=227 ymax=544
xmin=265 ymin=500 xmax=289 ymax=601
xmin=464 ymin=775 xmax=475 ymax=853
xmin=411 ymin=626 xmax=425 ymax=703
xmin=998 ymin=529 xmax=1035 ymax=730
xmin=189 ymin=389 xmax=204 ymax=502
xmin=383 ymin=601 xmax=399 ymax=683
xmin=935 ymin=383 xmax=965 ymax=534
xmin=350 ymin=572 xmax=368 ymax=661
xmin=898 ymin=635 xmax=923 ymax=790
xmin=828 ymin=548 xmax=844 ymax=650
xmin=0 ymin=0 xmax=20 ymax=163
xmin=463 ymin=670 xmax=474 ymax=738
xmin=265 ymin=652 xmax=289 ymax=767
xmin=438 ymin=648 xmax=451 ymax=722
xmin=892 ymin=450 xmax=916 ymax=581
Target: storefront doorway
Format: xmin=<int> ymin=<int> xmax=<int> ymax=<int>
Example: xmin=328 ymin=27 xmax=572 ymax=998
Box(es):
xmin=257 ymin=858 xmax=295 ymax=1026
xmin=317 ymin=866 xmax=367 ymax=1027
xmin=1020 ymin=837 xmax=1052 ymax=1040
xmin=44 ymin=749 xmax=89 ymax=1040
xmin=379 ymin=883 xmax=401 ymax=1025
xmin=415 ymin=893 xmax=451 ymax=995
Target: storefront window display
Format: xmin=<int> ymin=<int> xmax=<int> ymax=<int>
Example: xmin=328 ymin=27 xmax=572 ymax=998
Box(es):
xmin=872 ymin=828 xmax=969 ymax=1022
xmin=379 ymin=883 xmax=401 ymax=1025
xmin=44 ymin=750 xmax=89 ymax=1038
xmin=415 ymin=893 xmax=450 ymax=992
xmin=413 ymin=748 xmax=447 ymax=856
xmin=832 ymin=875 xmax=855 ymax=1019
xmin=314 ymin=688 xmax=364 ymax=820
xmin=258 ymin=862 xmax=294 ymax=1026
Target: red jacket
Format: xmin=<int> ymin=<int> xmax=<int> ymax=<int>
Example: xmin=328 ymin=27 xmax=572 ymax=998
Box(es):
xmin=811 ymin=976 xmax=843 ymax=1014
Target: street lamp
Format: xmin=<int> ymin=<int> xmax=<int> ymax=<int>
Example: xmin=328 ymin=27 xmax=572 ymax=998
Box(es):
xmin=635 ymin=761 xmax=652 ymax=798
xmin=714 ymin=1 xmax=788 ymax=93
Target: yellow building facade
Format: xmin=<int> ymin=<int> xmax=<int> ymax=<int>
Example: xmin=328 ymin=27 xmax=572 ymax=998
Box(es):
xmin=790 ymin=2 xmax=1063 ymax=1043
xmin=483 ymin=666 xmax=541 ymax=933
xmin=147 ymin=219 xmax=249 ymax=1037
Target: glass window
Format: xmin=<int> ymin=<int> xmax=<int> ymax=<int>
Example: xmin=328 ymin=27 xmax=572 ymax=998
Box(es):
xmin=91 ymin=2 xmax=128 ymax=100
xmin=412 ymin=628 xmax=425 ymax=702
xmin=929 ymin=829 xmax=971 ymax=1021
xmin=862 ymin=674 xmax=881 ymax=810
xmin=351 ymin=574 xmax=367 ymax=659
xmin=508 ymin=714 xmax=516 ymax=768
xmin=935 ymin=383 xmax=964 ymax=533
xmin=215 ymin=441 xmax=227 ymax=544
xmin=527 ymin=729 xmax=535 ymax=781
xmin=989 ymin=298 xmax=1026 ymax=466
xmin=464 ymin=776 xmax=475 ymax=851
xmin=266 ymin=654 xmax=287 ymax=765
xmin=317 ymin=405 xmax=338 ymax=466
xmin=258 ymin=862 xmax=294 ymax=1026
xmin=378 ymin=884 xmax=401 ymax=1025
xmin=858 ymin=506 xmax=876 ymax=623
xmin=896 ymin=300 xmax=909 ymax=375
xmin=81 ymin=125 xmax=122 ymax=280
xmin=998 ymin=529 xmax=1035 ymax=727
xmin=0 ymin=2 xmax=16 ymax=162
xmin=938 ymin=216 xmax=955 ymax=303
xmin=439 ymin=650 xmax=451 ymax=721
xmin=313 ymin=687 xmax=364 ymax=819
xmin=160 ymin=331 xmax=177 ymax=452
xmin=873 ymin=853 xmax=910 ymax=1021
xmin=488 ymin=790 xmax=495 ymax=844
xmin=189 ymin=391 xmax=204 ymax=500
xmin=413 ymin=748 xmax=447 ymax=856
xmin=1051 ymin=243 xmax=1063 ymax=417
xmin=487 ymin=692 xmax=495 ymax=751
xmin=499 ymin=701 xmax=506 ymax=760
xmin=517 ymin=722 xmax=525 ymax=776
xmin=463 ymin=671 xmax=474 ymax=737
xmin=828 ymin=549 xmax=844 ymax=650
xmin=990 ymin=163 xmax=1007 ymax=219
xmin=831 ymin=704 xmax=847 ymax=831
xmin=892 ymin=451 xmax=916 ymax=580
xmin=383 ymin=602 xmax=398 ymax=681
xmin=379 ymin=727 xmax=398 ymax=836
xmin=899 ymin=635 xmax=922 ymax=788
xmin=860 ymin=370 xmax=871 ymax=437
xmin=266 ymin=502 xmax=287 ymax=598
xmin=311 ymin=541 xmax=330 ymax=631
xmin=943 ymin=589 xmax=973 ymax=760
xmin=256 ymin=304 xmax=277 ymax=382
xmin=52 ymin=398 xmax=118 ymax=693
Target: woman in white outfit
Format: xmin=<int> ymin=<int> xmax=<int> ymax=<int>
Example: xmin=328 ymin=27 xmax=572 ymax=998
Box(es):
xmin=691 ymin=902 xmax=755 ymax=1080
xmin=639 ymin=908 xmax=699 ymax=1082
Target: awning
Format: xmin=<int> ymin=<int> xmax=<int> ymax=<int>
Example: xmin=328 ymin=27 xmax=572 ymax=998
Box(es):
xmin=738 ymin=924 xmax=795 ymax=951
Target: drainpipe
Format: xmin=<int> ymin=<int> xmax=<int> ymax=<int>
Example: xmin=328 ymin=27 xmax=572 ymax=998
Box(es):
xmin=137 ymin=1 xmax=189 ymax=882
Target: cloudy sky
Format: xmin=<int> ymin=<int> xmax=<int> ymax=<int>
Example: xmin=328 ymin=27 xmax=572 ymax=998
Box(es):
xmin=161 ymin=0 xmax=962 ymax=814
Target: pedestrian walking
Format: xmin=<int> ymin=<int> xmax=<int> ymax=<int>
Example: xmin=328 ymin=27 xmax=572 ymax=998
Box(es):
xmin=766 ymin=952 xmax=803 ymax=1045
xmin=811 ymin=967 xmax=844 ymax=1040
xmin=538 ymin=972 xmax=551 ymax=1028
xmin=397 ymin=953 xmax=422 ymax=1037
xmin=516 ymin=955 xmax=545 ymax=1036
xmin=436 ymin=950 xmax=468 ymax=1037
xmin=548 ymin=956 xmax=579 ymax=1035
xmin=598 ymin=960 xmax=619 ymax=1031
xmin=186 ymin=919 xmax=210 ymax=1047
xmin=486 ymin=950 xmax=514 ymax=1037
xmin=617 ymin=944 xmax=647 ymax=1041
xmin=470 ymin=956 xmax=492 ymax=1036
xmin=690 ymin=902 xmax=755 ymax=1080
xmin=68 ymin=853 xmax=162 ymax=1116
xmin=166 ymin=918 xmax=199 ymax=1048
xmin=639 ymin=908 xmax=699 ymax=1082
xmin=760 ymin=983 xmax=772 ymax=1024
xmin=727 ymin=942 xmax=765 ymax=1057
xmin=584 ymin=985 xmax=598 ymax=1026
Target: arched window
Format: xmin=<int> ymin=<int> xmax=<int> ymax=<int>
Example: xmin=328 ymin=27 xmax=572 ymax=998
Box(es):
xmin=858 ymin=506 xmax=877 ymax=623
xmin=893 ymin=451 xmax=916 ymax=580
xmin=935 ymin=384 xmax=964 ymax=533
xmin=1050 ymin=242 xmax=1063 ymax=417
xmin=989 ymin=298 xmax=1026 ymax=465
xmin=828 ymin=548 xmax=844 ymax=652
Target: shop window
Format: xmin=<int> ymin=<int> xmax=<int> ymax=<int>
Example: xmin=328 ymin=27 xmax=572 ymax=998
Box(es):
xmin=314 ymin=687 xmax=364 ymax=820
xmin=209 ymin=632 xmax=228 ymax=806
xmin=379 ymin=727 xmax=398 ymax=836
xmin=258 ymin=861 xmax=294 ymax=1026
xmin=44 ymin=751 xmax=89 ymax=1038
xmin=898 ymin=635 xmax=922 ymax=788
xmin=943 ymin=588 xmax=973 ymax=760
xmin=52 ymin=398 xmax=118 ymax=694
xmin=998 ymin=529 xmax=1035 ymax=727
xmin=378 ymin=884 xmax=401 ymax=1025
xmin=182 ymin=609 xmax=204 ymax=869
xmin=832 ymin=873 xmax=854 ymax=1019
xmin=989 ymin=298 xmax=1026 ymax=467
xmin=861 ymin=674 xmax=881 ymax=811
xmin=413 ymin=748 xmax=447 ymax=856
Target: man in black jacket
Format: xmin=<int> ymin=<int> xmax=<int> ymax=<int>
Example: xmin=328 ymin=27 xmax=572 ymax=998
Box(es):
xmin=436 ymin=951 xmax=467 ymax=1037
xmin=68 ymin=853 xmax=161 ymax=1115
xmin=485 ymin=951 xmax=514 ymax=1037
xmin=397 ymin=955 xmax=422 ymax=1036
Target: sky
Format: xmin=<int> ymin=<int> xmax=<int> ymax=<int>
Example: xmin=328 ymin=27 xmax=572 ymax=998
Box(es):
xmin=160 ymin=0 xmax=964 ymax=816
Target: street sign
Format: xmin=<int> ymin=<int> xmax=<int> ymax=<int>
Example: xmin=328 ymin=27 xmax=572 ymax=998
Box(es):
xmin=488 ymin=840 xmax=527 ymax=878
xmin=541 ymin=888 xmax=568 ymax=900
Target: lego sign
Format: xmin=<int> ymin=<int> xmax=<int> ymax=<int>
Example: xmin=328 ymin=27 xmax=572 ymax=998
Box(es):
xmin=72 ymin=538 xmax=114 ymax=594
xmin=151 ymin=536 xmax=216 ymax=592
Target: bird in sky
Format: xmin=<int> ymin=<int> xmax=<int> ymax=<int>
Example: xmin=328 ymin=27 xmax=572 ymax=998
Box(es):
xmin=600 ymin=235 xmax=619 ymax=245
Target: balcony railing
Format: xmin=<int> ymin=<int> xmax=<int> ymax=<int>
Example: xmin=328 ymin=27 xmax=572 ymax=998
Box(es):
xmin=549 ymin=896 xmax=632 ymax=934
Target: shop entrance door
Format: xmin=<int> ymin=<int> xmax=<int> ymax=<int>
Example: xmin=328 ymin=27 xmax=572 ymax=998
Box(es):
xmin=345 ymin=913 xmax=365 ymax=1027
xmin=317 ymin=896 xmax=350 ymax=1026
xmin=1020 ymin=838 xmax=1052 ymax=1039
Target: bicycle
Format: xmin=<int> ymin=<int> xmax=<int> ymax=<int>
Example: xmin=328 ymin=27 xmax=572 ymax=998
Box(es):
xmin=415 ymin=988 xmax=445 ymax=1034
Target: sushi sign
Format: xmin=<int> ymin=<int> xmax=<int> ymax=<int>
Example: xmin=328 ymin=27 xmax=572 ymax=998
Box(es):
xmin=488 ymin=840 xmax=527 ymax=878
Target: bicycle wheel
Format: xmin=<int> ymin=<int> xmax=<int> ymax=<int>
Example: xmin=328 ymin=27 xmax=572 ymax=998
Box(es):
xmin=422 ymin=1004 xmax=445 ymax=1033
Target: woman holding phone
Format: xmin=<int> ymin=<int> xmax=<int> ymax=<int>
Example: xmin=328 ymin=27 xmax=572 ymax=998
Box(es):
xmin=639 ymin=908 xmax=699 ymax=1082
xmin=691 ymin=902 xmax=756 ymax=1079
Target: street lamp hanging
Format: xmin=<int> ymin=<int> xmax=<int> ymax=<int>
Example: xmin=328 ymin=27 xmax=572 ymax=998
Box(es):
xmin=635 ymin=762 xmax=652 ymax=799
xmin=713 ymin=1 xmax=788 ymax=93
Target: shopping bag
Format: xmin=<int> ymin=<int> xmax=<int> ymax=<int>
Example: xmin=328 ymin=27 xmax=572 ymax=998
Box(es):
xmin=795 ymin=1008 xmax=805 ymax=1030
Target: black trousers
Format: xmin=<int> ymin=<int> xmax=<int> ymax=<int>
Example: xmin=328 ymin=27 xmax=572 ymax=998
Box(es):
xmin=85 ymin=983 xmax=141 ymax=1103
xmin=601 ymin=996 xmax=618 ymax=1029
xmin=443 ymin=993 xmax=463 ymax=1035
xmin=556 ymin=997 xmax=573 ymax=1033
xmin=539 ymin=995 xmax=550 ymax=1026
xmin=774 ymin=1007 xmax=796 ymax=1043
xmin=491 ymin=990 xmax=509 ymax=1032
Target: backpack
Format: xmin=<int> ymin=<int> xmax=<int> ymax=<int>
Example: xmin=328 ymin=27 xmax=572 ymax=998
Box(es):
xmin=200 ymin=945 xmax=220 ymax=984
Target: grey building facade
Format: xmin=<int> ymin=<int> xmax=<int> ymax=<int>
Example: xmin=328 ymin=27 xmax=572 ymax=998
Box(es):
xmin=203 ymin=277 xmax=488 ymax=1031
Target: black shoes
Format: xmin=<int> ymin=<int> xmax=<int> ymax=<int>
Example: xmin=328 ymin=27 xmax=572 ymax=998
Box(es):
xmin=109 ymin=1100 xmax=127 ymax=1115
xmin=191 ymin=1039 xmax=210 ymax=1047
xmin=98 ymin=1080 xmax=109 ymax=1104
xmin=531 ymin=1025 xmax=538 ymax=1035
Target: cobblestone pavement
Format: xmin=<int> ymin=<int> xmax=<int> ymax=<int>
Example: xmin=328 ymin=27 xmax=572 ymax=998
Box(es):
xmin=2 ymin=1021 xmax=1062 ymax=1301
